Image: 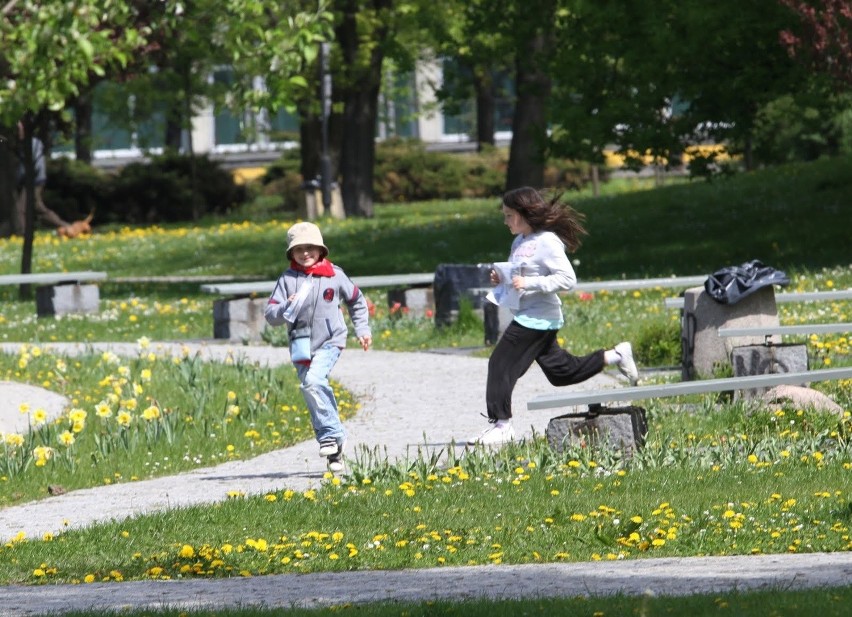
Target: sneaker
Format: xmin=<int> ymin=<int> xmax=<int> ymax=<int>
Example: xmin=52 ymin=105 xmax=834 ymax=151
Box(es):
xmin=327 ymin=441 xmax=345 ymax=473
xmin=467 ymin=421 xmax=515 ymax=446
xmin=318 ymin=438 xmax=338 ymax=457
xmin=614 ymin=341 xmax=639 ymax=385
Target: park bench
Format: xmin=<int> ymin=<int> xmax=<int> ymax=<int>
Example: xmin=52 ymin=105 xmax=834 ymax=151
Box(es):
xmin=667 ymin=287 xmax=852 ymax=380
xmin=200 ymin=272 xmax=434 ymax=341
xmin=0 ymin=271 xmax=107 ymax=316
xmin=527 ymin=366 xmax=852 ymax=413
xmin=718 ymin=322 xmax=851 ymax=379
xmin=527 ymin=365 xmax=852 ymax=455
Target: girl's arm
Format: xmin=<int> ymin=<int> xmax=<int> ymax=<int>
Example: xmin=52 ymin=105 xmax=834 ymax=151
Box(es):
xmin=518 ymin=233 xmax=576 ymax=293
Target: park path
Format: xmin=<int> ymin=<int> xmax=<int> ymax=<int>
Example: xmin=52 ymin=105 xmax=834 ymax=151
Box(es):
xmin=0 ymin=340 xmax=614 ymax=543
xmin=1 ymin=341 xmax=851 ymax=615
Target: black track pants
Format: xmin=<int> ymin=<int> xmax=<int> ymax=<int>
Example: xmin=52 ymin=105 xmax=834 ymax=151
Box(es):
xmin=485 ymin=321 xmax=605 ymax=420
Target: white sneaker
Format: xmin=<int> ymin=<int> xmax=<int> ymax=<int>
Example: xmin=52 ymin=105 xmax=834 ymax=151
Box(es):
xmin=318 ymin=438 xmax=339 ymax=457
xmin=467 ymin=422 xmax=515 ymax=446
xmin=327 ymin=441 xmax=345 ymax=473
xmin=614 ymin=342 xmax=639 ymax=385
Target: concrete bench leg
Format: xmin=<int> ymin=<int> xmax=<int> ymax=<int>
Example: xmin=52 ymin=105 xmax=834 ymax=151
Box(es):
xmin=36 ymin=284 xmax=100 ymax=317
xmin=386 ymin=287 xmax=434 ymax=319
xmin=213 ymin=297 xmax=268 ymax=341
xmin=681 ymin=286 xmax=781 ymax=380
xmin=731 ymin=343 xmax=809 ymax=399
xmin=546 ymin=406 xmax=648 ymax=458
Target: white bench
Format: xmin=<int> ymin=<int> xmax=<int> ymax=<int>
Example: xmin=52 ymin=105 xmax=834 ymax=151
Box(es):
xmin=528 ymin=366 xmax=852 ymax=412
xmin=201 ymin=272 xmax=435 ymax=341
xmin=665 ymin=289 xmax=852 ymax=310
xmin=199 ymin=272 xmax=434 ymax=297
xmin=0 ymin=271 xmax=107 ymax=316
xmin=718 ymin=323 xmax=852 ymax=344
xmin=572 ymin=274 xmax=708 ymax=293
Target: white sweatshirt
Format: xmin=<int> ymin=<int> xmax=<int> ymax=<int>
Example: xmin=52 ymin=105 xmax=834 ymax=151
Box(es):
xmin=508 ymin=230 xmax=576 ymax=323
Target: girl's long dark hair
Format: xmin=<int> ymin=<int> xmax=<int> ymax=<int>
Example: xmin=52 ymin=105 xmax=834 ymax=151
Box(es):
xmin=502 ymin=186 xmax=588 ymax=252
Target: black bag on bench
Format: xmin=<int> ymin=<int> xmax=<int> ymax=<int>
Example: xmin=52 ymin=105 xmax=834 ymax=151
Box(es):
xmin=704 ymin=260 xmax=789 ymax=305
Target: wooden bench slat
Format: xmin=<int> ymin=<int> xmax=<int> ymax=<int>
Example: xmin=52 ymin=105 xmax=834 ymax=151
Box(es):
xmin=665 ymin=289 xmax=852 ymax=309
xmin=0 ymin=271 xmax=108 ymax=286
xmin=718 ymin=323 xmax=852 ymax=338
xmin=526 ymin=367 xmax=852 ymax=410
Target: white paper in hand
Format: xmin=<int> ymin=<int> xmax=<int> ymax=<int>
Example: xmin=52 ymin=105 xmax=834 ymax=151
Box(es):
xmin=485 ymin=261 xmax=520 ymax=310
xmin=282 ymin=275 xmax=314 ymax=323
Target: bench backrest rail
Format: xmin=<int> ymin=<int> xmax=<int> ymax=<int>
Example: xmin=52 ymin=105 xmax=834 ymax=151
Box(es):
xmin=202 ymin=273 xmax=711 ymax=297
xmin=573 ymin=275 xmax=707 ymax=293
xmin=0 ymin=271 xmax=108 ymax=286
xmin=526 ymin=367 xmax=852 ymax=410
xmin=718 ymin=323 xmax=852 ymax=338
xmin=665 ymin=289 xmax=852 ymax=310
xmin=200 ymin=272 xmax=435 ymax=296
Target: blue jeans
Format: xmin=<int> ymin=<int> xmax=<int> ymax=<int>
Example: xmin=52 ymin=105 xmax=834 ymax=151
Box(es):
xmin=296 ymin=344 xmax=344 ymax=445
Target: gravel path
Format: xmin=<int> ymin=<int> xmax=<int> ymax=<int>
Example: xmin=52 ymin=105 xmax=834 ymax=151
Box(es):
xmin=1 ymin=341 xmax=850 ymax=615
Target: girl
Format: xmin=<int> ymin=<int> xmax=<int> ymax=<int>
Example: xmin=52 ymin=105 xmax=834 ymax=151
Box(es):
xmin=469 ymin=187 xmax=638 ymax=446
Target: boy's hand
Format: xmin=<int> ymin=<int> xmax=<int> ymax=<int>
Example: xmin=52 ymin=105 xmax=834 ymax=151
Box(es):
xmin=512 ymin=275 xmax=526 ymax=290
xmin=358 ymin=334 xmax=372 ymax=351
xmin=489 ymin=269 xmax=501 ymax=285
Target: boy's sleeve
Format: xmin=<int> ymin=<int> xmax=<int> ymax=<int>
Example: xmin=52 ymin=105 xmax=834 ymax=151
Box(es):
xmin=339 ymin=275 xmax=371 ymax=338
xmin=264 ymin=276 xmax=290 ymax=326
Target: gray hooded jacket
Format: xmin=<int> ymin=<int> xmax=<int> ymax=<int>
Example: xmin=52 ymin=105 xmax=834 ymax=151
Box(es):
xmin=265 ymin=264 xmax=371 ymax=356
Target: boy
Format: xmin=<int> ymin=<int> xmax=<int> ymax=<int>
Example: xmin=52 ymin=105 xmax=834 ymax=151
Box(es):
xmin=265 ymin=222 xmax=372 ymax=472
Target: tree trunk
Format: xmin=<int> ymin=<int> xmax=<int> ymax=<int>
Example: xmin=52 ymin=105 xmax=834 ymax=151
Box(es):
xmin=298 ymin=109 xmax=322 ymax=183
xmin=506 ymin=27 xmax=553 ymax=190
xmin=473 ymin=68 xmax=496 ymax=150
xmin=74 ymin=91 xmax=94 ymax=164
xmin=165 ymin=112 xmax=182 ymax=152
xmin=18 ymin=119 xmax=36 ymax=299
xmin=339 ymin=81 xmax=381 ymax=218
xmin=335 ymin=0 xmax=391 ymax=218
xmin=0 ymin=124 xmax=15 ymax=238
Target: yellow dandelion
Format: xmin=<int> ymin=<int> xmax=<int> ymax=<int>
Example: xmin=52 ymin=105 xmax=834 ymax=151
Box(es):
xmin=179 ymin=544 xmax=195 ymax=558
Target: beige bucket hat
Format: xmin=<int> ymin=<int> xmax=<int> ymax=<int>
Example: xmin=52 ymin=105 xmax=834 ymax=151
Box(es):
xmin=286 ymin=222 xmax=329 ymax=259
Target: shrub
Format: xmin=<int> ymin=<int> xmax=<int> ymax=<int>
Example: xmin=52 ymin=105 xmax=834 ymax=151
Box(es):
xmin=259 ymin=149 xmax=303 ymax=212
xmin=109 ymin=153 xmax=247 ymax=223
xmin=373 ymin=138 xmax=470 ymax=203
xmin=44 ymin=158 xmax=111 ymax=222
xmin=257 ymin=139 xmax=594 ymax=208
xmin=634 ymin=320 xmax=681 ymax=367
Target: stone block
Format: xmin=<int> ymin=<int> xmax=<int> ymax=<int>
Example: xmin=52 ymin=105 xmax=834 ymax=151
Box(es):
xmin=433 ymin=263 xmax=491 ymax=327
xmin=731 ymin=344 xmax=809 ymax=399
xmin=386 ymin=287 xmax=434 ymax=319
xmin=36 ymin=284 xmax=100 ymax=317
xmin=545 ymin=406 xmax=648 ymax=457
xmin=213 ymin=297 xmax=268 ymax=341
xmin=299 ymin=186 xmax=344 ymax=221
xmin=483 ymin=302 xmax=513 ymax=345
xmin=681 ymin=285 xmax=780 ymax=380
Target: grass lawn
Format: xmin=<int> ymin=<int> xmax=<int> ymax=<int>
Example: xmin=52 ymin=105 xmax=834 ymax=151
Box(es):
xmin=0 ymin=157 xmax=850 ymax=615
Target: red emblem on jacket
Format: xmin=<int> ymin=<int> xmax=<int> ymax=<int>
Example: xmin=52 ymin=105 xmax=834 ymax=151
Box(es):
xmin=323 ymin=288 xmax=335 ymax=302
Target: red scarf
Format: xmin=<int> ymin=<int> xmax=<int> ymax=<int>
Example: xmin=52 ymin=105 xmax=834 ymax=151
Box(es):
xmin=290 ymin=258 xmax=335 ymax=277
